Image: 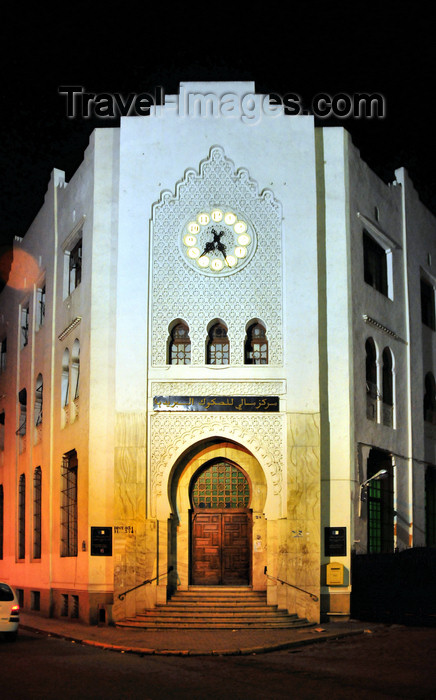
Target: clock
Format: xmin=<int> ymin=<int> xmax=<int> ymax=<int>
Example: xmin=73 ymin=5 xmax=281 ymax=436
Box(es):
xmin=180 ymin=208 xmax=256 ymax=276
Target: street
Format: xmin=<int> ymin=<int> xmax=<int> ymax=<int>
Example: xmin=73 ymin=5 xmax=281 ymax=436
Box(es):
xmin=0 ymin=625 xmax=435 ymax=699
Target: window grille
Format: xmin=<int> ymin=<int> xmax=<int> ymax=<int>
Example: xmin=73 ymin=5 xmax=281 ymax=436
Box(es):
xmin=207 ymin=323 xmax=229 ymax=365
xmin=191 ymin=461 xmax=250 ymax=509
xmin=61 ymin=594 xmax=68 ymax=616
xmin=169 ymin=323 xmax=191 ymax=365
xmin=31 ymin=590 xmax=40 ymax=611
xmin=18 ymin=474 xmax=25 ymax=559
xmin=60 ymin=451 xmax=78 ymax=557
xmin=33 ymin=467 xmax=42 ymax=559
xmin=245 ymin=322 xmax=268 ymax=364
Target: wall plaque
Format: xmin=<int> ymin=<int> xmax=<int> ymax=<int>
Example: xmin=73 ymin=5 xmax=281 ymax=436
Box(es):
xmin=324 ymin=527 xmax=346 ymax=556
xmin=153 ymin=396 xmax=279 ymax=412
xmin=91 ymin=527 xmax=113 ymax=556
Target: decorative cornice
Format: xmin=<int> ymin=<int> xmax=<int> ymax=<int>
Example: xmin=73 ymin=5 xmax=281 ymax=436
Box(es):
xmin=58 ymin=317 xmax=82 ymax=341
xmin=362 ymin=314 xmax=407 ymax=344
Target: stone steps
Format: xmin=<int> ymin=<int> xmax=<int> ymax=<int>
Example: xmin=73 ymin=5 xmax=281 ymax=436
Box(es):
xmin=116 ymin=587 xmax=313 ymax=630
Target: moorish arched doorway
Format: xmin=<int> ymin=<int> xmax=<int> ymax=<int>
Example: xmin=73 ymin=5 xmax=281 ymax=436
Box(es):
xmin=190 ymin=459 xmax=252 ymax=585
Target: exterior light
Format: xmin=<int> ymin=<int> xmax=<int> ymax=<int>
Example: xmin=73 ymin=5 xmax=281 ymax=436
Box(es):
xmin=358 ymin=469 xmax=389 ymax=516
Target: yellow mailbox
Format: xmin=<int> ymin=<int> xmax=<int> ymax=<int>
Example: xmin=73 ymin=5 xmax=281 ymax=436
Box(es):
xmin=326 ymin=562 xmax=344 ymax=586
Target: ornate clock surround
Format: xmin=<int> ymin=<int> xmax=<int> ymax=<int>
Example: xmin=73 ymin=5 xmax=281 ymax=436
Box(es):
xmin=151 ymin=146 xmax=283 ymax=366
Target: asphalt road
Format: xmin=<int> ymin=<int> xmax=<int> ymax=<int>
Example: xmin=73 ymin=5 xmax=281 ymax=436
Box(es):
xmin=0 ymin=625 xmax=435 ymax=699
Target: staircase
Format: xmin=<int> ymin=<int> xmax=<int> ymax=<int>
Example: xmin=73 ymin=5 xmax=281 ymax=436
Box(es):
xmin=116 ymin=587 xmax=313 ymax=629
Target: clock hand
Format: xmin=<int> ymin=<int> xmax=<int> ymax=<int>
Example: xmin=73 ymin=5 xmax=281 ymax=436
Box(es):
xmin=200 ymin=239 xmax=216 ymax=257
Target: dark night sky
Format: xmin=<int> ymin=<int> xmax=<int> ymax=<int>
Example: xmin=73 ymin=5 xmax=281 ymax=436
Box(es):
xmin=1 ymin=6 xmax=435 ymax=256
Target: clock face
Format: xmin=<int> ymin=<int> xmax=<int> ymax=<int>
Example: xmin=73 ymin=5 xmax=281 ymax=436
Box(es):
xmin=180 ymin=208 xmax=256 ymax=276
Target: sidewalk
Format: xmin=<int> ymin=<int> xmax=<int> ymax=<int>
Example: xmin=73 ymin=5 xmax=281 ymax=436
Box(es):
xmin=19 ymin=612 xmax=372 ymax=656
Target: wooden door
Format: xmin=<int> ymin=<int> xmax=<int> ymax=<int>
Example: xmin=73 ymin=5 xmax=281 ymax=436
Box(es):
xmin=191 ymin=510 xmax=251 ymax=585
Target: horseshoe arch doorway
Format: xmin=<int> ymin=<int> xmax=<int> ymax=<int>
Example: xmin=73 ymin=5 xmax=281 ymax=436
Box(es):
xmin=190 ymin=460 xmax=252 ymax=586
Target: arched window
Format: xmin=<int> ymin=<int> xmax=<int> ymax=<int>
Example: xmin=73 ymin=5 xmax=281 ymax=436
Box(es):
xmin=71 ymin=340 xmax=80 ymax=400
xmin=61 ymin=349 xmax=70 ymax=407
xmin=207 ymin=322 xmax=229 ymax=365
xmin=18 ymin=474 xmax=25 ymax=559
xmin=35 ymin=374 xmax=43 ymax=426
xmin=365 ymin=338 xmax=377 ymax=421
xmin=191 ymin=461 xmax=250 ymax=509
xmin=382 ymin=348 xmax=394 ymax=427
xmin=169 ymin=322 xmax=191 ymax=365
xmin=61 ymin=450 xmax=78 ymax=557
xmin=245 ymin=322 xmax=268 ymax=364
xmin=424 ymin=372 xmax=436 ymax=424
xmin=33 ymin=467 xmax=42 ymax=559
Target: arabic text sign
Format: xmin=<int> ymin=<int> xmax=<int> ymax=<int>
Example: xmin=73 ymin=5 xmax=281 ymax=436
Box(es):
xmin=153 ymin=396 xmax=280 ymax=412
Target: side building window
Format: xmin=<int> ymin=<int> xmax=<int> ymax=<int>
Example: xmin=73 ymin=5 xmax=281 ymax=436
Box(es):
xmin=169 ymin=322 xmax=191 ymax=365
xmin=36 ymin=283 xmax=46 ymax=329
xmin=207 ymin=322 xmax=229 ymax=365
xmin=363 ymin=231 xmax=388 ymax=297
xmin=426 ymin=466 xmax=436 ymax=547
xmin=21 ymin=304 xmax=29 ymax=348
xmin=18 ymin=474 xmax=26 ymax=559
xmin=33 ymin=467 xmax=42 ymax=559
xmin=367 ymin=449 xmax=394 ymax=554
xmin=421 ymin=278 xmax=435 ymax=330
xmin=69 ymin=238 xmax=82 ymax=295
xmin=0 ymin=411 xmax=4 ymax=451
xmin=61 ymin=450 xmax=78 ymax=557
xmin=0 ymin=337 xmax=6 ymax=372
xmin=424 ymin=372 xmax=436 ymax=425
xmin=245 ymin=321 xmax=268 ymax=364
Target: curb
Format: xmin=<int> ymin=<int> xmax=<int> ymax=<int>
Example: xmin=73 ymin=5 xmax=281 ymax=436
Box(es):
xmin=19 ymin=623 xmax=366 ymax=656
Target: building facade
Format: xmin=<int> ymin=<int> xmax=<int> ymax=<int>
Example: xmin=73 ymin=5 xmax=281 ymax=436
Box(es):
xmin=0 ymin=82 xmax=435 ymax=624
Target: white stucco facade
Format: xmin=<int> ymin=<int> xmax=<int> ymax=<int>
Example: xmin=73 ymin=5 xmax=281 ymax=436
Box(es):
xmin=0 ymin=82 xmax=434 ymax=624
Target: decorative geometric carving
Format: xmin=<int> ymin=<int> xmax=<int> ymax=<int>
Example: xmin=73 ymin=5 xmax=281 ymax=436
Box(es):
xmin=150 ymin=412 xmax=285 ymax=498
xmin=150 ymin=381 xmax=285 ymax=396
xmin=151 ymin=146 xmax=283 ymax=366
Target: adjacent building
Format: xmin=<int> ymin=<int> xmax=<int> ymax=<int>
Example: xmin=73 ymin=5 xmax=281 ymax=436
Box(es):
xmin=0 ymin=82 xmax=435 ymax=625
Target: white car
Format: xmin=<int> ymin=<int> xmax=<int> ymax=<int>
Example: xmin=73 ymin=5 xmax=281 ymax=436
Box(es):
xmin=0 ymin=582 xmax=20 ymax=641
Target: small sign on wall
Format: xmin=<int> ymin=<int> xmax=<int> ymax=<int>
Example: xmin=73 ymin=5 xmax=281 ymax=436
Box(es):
xmin=324 ymin=527 xmax=346 ymax=556
xmin=91 ymin=527 xmax=113 ymax=556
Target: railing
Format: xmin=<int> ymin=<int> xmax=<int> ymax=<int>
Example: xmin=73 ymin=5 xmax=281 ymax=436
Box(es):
xmin=264 ymin=567 xmax=319 ymax=602
xmin=118 ymin=566 xmax=173 ymax=601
